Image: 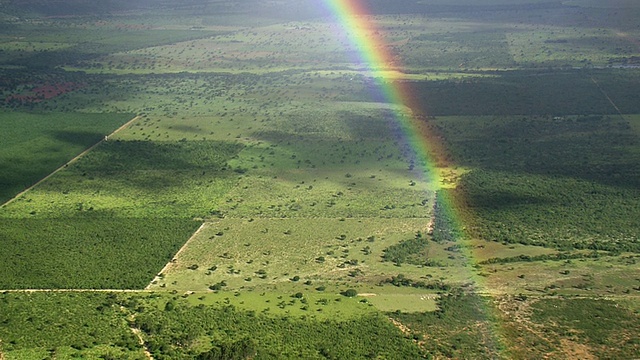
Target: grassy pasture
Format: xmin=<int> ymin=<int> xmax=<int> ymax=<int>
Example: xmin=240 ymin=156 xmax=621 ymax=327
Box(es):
xmin=364 ymin=293 xmax=438 ymax=312
xmin=0 ymin=112 xmax=132 ymax=205
xmin=150 ymin=218 xmax=438 ymax=291
xmin=183 ymin=290 xmax=376 ymax=320
xmin=65 ymin=13 xmax=498 ymax=74
xmin=78 ymin=21 xmax=357 ymax=73
xmin=467 ymin=239 xmax=558 ymax=263
xmin=506 ymin=25 xmax=640 ymax=67
xmin=0 ymin=23 xmax=224 ymax=68
xmin=220 ymin=139 xmax=434 ymax=219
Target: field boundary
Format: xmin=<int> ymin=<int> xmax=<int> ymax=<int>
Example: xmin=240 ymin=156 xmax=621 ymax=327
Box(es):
xmin=0 ymin=115 xmax=140 ymax=208
xmin=590 ymin=76 xmax=625 ymax=119
xmin=145 ymin=222 xmax=207 ymax=289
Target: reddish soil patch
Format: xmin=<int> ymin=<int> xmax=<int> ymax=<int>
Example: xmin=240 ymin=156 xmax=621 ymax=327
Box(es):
xmin=5 ymin=82 xmax=85 ymax=104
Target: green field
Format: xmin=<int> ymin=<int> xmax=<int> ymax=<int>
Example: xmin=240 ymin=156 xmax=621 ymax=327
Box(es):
xmin=0 ymin=112 xmax=132 ymax=204
xmin=1 ymin=0 xmax=639 ymax=358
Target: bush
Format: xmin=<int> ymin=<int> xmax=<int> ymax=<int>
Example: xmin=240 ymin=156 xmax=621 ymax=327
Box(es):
xmin=341 ymin=289 xmax=358 ymax=297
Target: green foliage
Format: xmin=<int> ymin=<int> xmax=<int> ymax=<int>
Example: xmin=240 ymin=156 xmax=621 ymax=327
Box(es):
xmin=434 ymin=115 xmax=640 ymax=189
xmin=456 ymin=170 xmax=640 ymax=252
xmin=391 ymin=290 xmax=503 ymax=359
xmin=382 ymin=274 xmax=451 ymax=291
xmin=0 ymin=292 xmax=144 ymax=358
xmin=132 ymin=298 xmax=424 ymax=359
xmin=479 ymin=251 xmax=608 ymax=265
xmin=196 ymin=337 xmax=257 ymax=360
xmin=434 ymin=115 xmax=640 ymax=252
xmin=1 ymin=25 xmax=223 ymax=68
xmin=409 ymin=71 xmax=640 ymax=116
xmin=382 ymin=232 xmax=430 ymax=265
xmin=341 ymin=289 xmax=358 ymax=297
xmin=1 ymin=3 xmax=639 ymax=358
xmin=0 ymin=137 xmax=243 ymax=289
xmin=432 ymin=190 xmax=465 ymax=243
xmin=0 ymin=217 xmax=200 ymax=289
xmin=78 ymin=140 xmax=243 ymax=173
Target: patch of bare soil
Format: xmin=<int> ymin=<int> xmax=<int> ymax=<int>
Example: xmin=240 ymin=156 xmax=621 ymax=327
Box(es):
xmin=560 ymin=339 xmax=596 ymax=360
xmin=122 ymin=307 xmax=153 ymax=360
xmin=388 ymin=317 xmax=412 ymax=336
xmin=130 ymin=327 xmax=153 ymax=360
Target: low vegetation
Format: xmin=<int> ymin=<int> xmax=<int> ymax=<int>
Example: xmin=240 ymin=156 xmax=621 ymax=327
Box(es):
xmin=390 ymin=290 xmax=503 ymax=359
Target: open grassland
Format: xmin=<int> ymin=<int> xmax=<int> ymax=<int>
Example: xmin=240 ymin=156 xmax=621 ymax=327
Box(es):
xmin=2 ymin=140 xmax=243 ymax=218
xmin=150 ymin=218 xmax=475 ymax=292
xmin=478 ymin=253 xmax=640 ymax=295
xmin=220 ymin=139 xmax=434 ymax=219
xmin=0 ymin=112 xmax=132 ymax=204
xmin=0 ymin=21 xmax=225 ymax=68
xmin=62 ymin=5 xmax=640 ymax=75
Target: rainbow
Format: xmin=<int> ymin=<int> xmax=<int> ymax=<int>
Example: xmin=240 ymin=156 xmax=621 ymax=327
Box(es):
xmin=322 ymin=0 xmax=443 ymax=185
xmin=322 ymin=0 xmax=506 ymax=354
xmin=322 ymin=0 xmax=453 ymax=219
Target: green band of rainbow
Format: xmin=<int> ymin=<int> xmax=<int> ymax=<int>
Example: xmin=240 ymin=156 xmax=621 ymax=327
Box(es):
xmin=322 ymin=0 xmax=506 ymax=353
xmin=323 ymin=0 xmax=440 ymax=185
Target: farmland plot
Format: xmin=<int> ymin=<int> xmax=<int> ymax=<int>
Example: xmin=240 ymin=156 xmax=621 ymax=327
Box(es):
xmin=0 ymin=112 xmax=132 ymax=205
